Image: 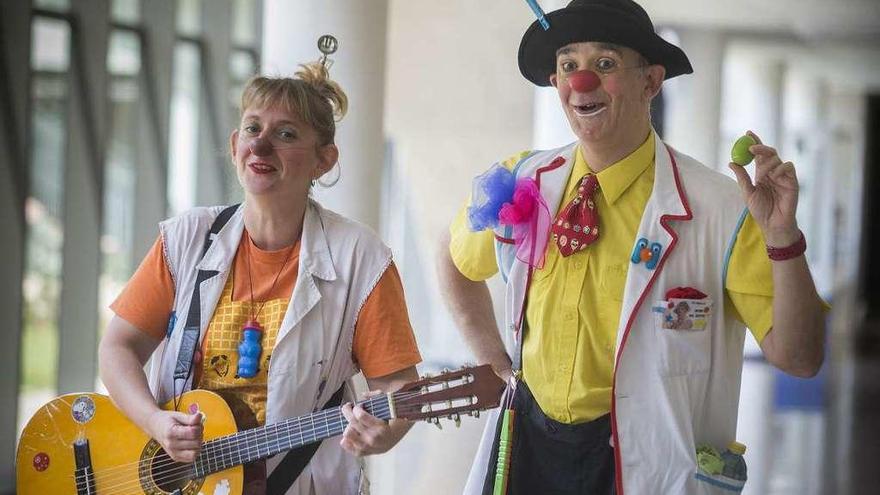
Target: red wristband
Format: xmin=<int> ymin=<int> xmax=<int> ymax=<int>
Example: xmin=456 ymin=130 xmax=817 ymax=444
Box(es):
xmin=766 ymin=230 xmax=806 ymax=261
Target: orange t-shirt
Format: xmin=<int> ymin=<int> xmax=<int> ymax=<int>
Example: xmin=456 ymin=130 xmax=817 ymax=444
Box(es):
xmin=111 ymin=231 xmax=421 ymax=423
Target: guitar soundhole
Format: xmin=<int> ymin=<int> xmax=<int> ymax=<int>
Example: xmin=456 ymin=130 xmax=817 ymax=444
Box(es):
xmin=139 ymin=439 xmax=204 ymax=495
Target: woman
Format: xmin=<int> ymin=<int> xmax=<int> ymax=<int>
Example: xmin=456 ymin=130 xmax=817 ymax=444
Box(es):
xmin=99 ymin=51 xmax=421 ymax=495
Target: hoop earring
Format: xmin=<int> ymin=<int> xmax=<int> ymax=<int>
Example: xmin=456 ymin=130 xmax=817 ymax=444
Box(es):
xmin=316 ymin=161 xmax=341 ymax=188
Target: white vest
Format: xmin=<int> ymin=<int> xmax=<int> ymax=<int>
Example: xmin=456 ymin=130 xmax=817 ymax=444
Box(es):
xmin=147 ymin=200 xmax=392 ymax=495
xmin=464 ymin=137 xmax=751 ymax=495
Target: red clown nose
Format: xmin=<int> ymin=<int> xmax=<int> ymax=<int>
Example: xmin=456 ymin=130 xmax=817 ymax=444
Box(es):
xmin=567 ymin=70 xmax=601 ymax=93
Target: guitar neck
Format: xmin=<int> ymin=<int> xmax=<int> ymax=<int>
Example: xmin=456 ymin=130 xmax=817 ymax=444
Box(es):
xmin=193 ymin=394 xmax=392 ymax=477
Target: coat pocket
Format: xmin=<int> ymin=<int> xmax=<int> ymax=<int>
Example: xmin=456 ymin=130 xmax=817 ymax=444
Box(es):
xmin=652 ymin=298 xmax=713 ymax=376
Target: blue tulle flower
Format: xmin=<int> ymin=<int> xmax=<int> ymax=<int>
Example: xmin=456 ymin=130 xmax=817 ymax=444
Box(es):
xmin=467 ymin=164 xmax=516 ymax=231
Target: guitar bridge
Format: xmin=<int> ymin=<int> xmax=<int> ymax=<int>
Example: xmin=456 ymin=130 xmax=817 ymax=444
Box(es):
xmin=73 ymin=439 xmax=95 ymax=495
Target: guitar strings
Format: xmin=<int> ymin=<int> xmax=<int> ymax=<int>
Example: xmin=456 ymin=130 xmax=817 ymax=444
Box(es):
xmin=92 ymin=402 xmax=390 ymax=495
xmin=81 ymin=395 xmax=459 ymax=495
xmin=73 ymin=382 xmax=470 ymax=485
xmin=87 ymin=407 xmax=440 ymax=494
xmin=88 ymin=398 xmax=454 ymax=495
xmin=74 ymin=389 xmax=470 ymax=495
xmin=72 ymin=380 xmax=484 ymax=495
xmin=70 ymin=390 xmax=430 ymax=484
xmin=84 ymin=399 xmax=393 ymax=495
xmin=92 ymin=400 xmax=443 ymax=495
xmin=74 ymin=397 xmax=378 ymax=493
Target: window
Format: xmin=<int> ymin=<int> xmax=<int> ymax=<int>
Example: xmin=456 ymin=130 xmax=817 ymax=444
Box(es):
xmin=99 ymin=29 xmax=142 ymax=358
xmin=167 ymin=41 xmax=202 ymax=215
xmin=19 ymin=15 xmax=71 ymax=434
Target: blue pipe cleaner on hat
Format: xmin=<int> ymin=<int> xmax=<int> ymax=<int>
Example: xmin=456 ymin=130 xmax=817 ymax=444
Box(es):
xmin=467 ymin=164 xmax=516 ymax=231
xmin=525 ymin=0 xmax=550 ymax=30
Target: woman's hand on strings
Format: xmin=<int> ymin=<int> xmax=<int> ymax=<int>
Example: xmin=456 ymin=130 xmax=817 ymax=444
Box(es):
xmin=147 ymin=409 xmax=204 ymax=463
xmin=340 ymin=391 xmax=410 ymax=456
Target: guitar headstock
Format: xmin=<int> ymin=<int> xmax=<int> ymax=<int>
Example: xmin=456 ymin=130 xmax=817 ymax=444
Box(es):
xmin=391 ymin=364 xmax=505 ymax=427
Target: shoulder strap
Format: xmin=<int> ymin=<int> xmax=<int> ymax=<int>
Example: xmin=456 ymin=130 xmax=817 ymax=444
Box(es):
xmin=266 ymin=384 xmax=346 ymax=495
xmin=202 ymin=204 xmax=240 ymax=256
xmin=172 ymin=204 xmax=240 ymax=384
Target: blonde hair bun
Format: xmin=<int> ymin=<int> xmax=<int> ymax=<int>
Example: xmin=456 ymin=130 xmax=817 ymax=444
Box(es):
xmin=294 ymin=61 xmax=348 ymax=121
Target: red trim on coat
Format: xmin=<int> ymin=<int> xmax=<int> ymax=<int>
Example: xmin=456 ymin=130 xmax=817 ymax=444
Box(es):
xmin=494 ymin=235 xmax=516 ymax=244
xmin=610 ymin=145 xmax=693 ymax=495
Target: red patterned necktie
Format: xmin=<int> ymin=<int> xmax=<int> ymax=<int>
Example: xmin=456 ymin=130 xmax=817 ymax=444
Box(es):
xmin=551 ymin=174 xmax=600 ymax=256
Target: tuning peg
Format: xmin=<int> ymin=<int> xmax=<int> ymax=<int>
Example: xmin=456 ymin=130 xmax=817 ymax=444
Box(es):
xmin=473 ymin=410 xmax=480 ymax=418
xmin=451 ymin=413 xmax=461 ymax=427
xmin=432 ymin=417 xmax=442 ymax=430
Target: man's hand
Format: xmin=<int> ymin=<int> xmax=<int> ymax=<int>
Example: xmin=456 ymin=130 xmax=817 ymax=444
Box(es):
xmin=147 ymin=409 xmax=204 ymax=463
xmin=728 ymin=133 xmax=826 ymax=377
xmin=728 ymin=130 xmax=801 ymax=247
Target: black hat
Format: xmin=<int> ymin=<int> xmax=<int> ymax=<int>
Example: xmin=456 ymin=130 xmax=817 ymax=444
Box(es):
xmin=518 ymin=0 xmax=693 ymax=86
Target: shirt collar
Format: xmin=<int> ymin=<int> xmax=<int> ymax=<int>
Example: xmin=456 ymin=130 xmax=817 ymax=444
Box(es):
xmin=573 ymin=130 xmax=655 ymax=205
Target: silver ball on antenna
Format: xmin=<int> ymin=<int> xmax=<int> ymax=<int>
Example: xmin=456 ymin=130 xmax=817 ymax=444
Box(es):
xmin=318 ymin=35 xmax=338 ymax=56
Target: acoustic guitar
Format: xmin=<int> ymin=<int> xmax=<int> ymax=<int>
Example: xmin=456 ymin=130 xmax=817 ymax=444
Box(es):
xmin=17 ymin=365 xmax=504 ymax=495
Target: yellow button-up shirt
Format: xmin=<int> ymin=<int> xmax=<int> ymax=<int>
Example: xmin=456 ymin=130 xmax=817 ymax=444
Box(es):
xmin=449 ymin=132 xmax=776 ymax=423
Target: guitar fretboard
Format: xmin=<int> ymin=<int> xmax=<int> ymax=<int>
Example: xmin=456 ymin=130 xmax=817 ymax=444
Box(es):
xmin=192 ymin=395 xmax=391 ymax=477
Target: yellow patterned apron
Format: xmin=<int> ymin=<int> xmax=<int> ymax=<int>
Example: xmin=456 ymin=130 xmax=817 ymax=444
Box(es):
xmin=198 ymin=273 xmax=290 ymax=426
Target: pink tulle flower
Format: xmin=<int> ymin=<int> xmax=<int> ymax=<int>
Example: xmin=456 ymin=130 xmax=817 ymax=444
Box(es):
xmin=498 ymin=178 xmax=550 ymax=269
xmin=498 ymin=179 xmax=539 ymax=225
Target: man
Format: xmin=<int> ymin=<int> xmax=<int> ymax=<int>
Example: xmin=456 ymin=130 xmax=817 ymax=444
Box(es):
xmin=436 ymin=0 xmax=827 ymax=493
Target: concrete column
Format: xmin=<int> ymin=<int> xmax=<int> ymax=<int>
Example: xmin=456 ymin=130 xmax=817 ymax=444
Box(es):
xmin=0 ymin=2 xmax=31 ymax=489
xmin=133 ymin=0 xmax=176 ymax=260
xmin=262 ymin=0 xmax=388 ymax=230
xmin=197 ymin=0 xmax=235 ymax=207
xmin=57 ymin=0 xmax=110 ymax=394
xmin=662 ymin=28 xmax=725 ymax=168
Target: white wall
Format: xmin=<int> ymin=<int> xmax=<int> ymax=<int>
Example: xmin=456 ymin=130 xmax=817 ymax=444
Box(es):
xmin=369 ymin=1 xmax=537 ymax=492
xmin=383 ymin=0 xmax=535 ymax=368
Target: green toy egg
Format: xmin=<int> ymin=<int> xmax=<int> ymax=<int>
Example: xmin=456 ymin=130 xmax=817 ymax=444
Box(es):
xmin=731 ymin=135 xmax=757 ymax=166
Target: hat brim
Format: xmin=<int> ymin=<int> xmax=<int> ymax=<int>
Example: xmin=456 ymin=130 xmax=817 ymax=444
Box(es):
xmin=518 ymin=5 xmax=693 ymax=86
